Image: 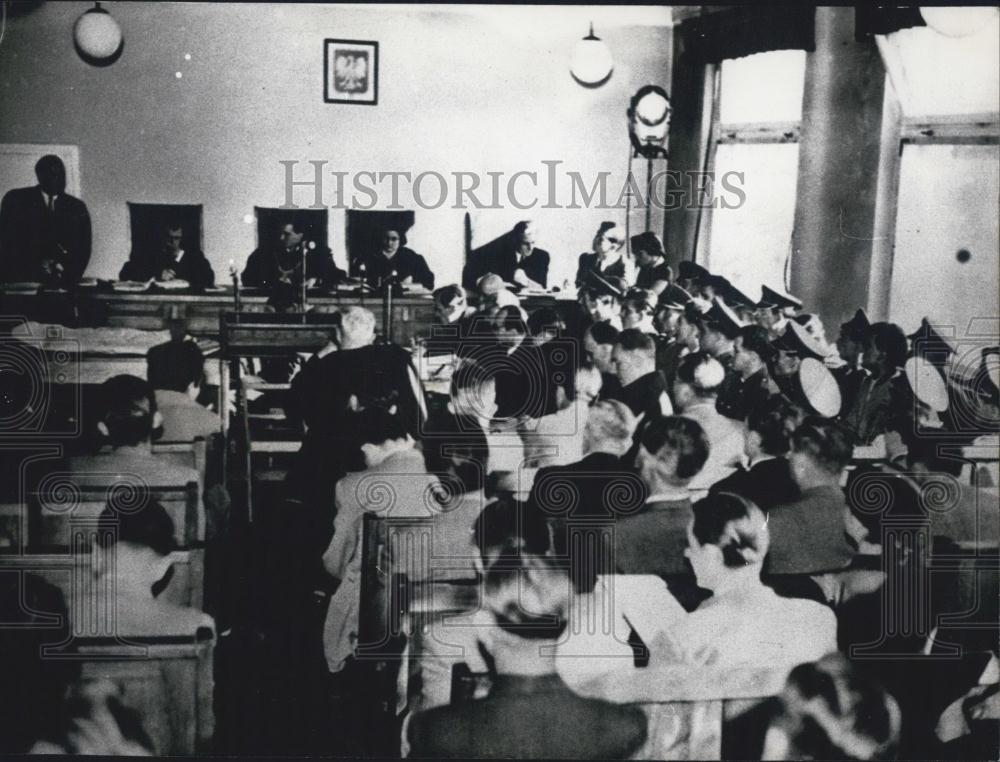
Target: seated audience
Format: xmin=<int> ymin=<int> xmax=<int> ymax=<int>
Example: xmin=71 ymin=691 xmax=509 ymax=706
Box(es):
xmin=673 ymin=352 xmax=745 ymax=490
xmin=92 ymin=496 xmax=215 ymax=637
xmin=765 ymin=419 xmax=856 ymax=575
xmin=755 ymin=285 xmax=802 ymax=341
xmin=119 ymin=220 xmax=215 ymax=287
xmin=575 ymin=221 xmax=626 ymax=287
xmin=147 ymin=326 xmax=217 ymax=442
xmin=769 ymin=320 xmax=830 ymax=410
xmin=711 ymin=395 xmax=802 ymax=509
xmin=615 ymin=415 xmax=709 ymax=578
xmin=763 ymin=653 xmax=901 ymax=761
xmin=406 ymin=549 xmax=648 ymax=759
xmin=611 ymin=329 xmax=673 ymax=422
xmin=667 ymin=492 xmax=836 ymax=669
xmin=357 ymin=228 xmax=434 ymax=290
xmin=321 ymin=407 xmax=442 ymax=674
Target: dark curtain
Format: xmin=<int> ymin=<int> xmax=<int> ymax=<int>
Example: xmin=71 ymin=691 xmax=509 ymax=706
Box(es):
xmin=677 ymin=6 xmax=816 ymax=64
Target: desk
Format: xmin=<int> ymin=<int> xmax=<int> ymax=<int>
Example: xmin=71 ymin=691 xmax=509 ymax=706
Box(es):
xmin=0 ymin=286 xmax=572 ymax=345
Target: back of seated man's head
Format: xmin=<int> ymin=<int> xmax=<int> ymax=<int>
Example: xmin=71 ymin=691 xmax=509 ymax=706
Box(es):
xmin=638 ymin=415 xmax=710 ymax=488
xmin=338 ymin=306 xmax=376 ymax=348
xmin=147 ymin=340 xmax=205 ymax=395
xmin=98 ymin=374 xmax=161 ymax=447
xmin=356 ymin=406 xmax=413 ymax=468
xmin=95 ymin=497 xmax=178 ymax=594
xmin=483 ymin=551 xmax=568 ymax=646
xmin=527 ymin=306 xmax=563 ymax=338
xmin=790 ymin=418 xmax=852 ymax=482
xmin=450 ymin=360 xmax=497 ymax=421
xmin=583 ymin=399 xmax=636 ymax=457
xmin=472 ymin=498 xmax=551 ymax=569
xmin=747 ymin=396 xmax=803 ymax=457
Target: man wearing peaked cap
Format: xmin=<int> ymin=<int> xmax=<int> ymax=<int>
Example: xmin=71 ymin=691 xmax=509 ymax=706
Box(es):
xmin=719 ymin=282 xmax=757 ymax=324
xmin=580 ymin=271 xmax=627 ymax=329
xmin=677 ymin=260 xmax=710 ymax=293
xmin=632 ymin=231 xmax=673 ymax=296
xmin=769 ymin=321 xmax=830 ymax=412
xmin=756 ymin=284 xmax=802 ymax=341
xmin=698 ymin=298 xmax=745 ymax=369
xmin=907 ymin=317 xmax=957 ymax=375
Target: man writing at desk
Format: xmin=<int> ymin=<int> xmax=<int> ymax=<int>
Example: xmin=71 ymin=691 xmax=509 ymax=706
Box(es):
xmin=0 ymin=155 xmax=91 ymax=285
xmin=463 ymin=220 xmax=550 ymax=291
xmin=119 ymin=221 xmax=215 ymax=287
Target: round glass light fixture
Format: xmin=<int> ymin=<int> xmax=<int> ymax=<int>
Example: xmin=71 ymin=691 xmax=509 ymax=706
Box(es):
xmin=570 ymin=23 xmax=613 ymax=87
xmin=74 ymin=2 xmax=124 ymax=66
xmin=919 ymin=6 xmax=998 ymax=37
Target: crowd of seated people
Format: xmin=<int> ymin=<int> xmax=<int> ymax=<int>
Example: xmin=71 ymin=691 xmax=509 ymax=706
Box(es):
xmin=2 ymin=219 xmax=998 ymax=760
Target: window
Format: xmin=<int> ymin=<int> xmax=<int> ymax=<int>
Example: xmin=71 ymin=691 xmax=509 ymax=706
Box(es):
xmin=704 ymin=50 xmax=806 ymax=297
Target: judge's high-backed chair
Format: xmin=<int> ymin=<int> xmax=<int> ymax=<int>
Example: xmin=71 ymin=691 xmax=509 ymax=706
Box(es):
xmin=346 ymin=209 xmax=415 ymax=277
xmin=126 ymin=203 xmax=204 ymax=273
xmin=255 ymin=207 xmax=329 ymax=252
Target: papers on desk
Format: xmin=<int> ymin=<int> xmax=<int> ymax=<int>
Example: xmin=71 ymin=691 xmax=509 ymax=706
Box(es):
xmin=154 ymin=279 xmax=191 ymax=291
xmin=2 ymin=282 xmax=43 ymax=292
xmin=112 ymin=280 xmax=153 ymax=292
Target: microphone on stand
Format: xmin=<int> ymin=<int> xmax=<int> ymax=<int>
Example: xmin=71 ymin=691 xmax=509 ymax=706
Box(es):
xmin=359 ymin=261 xmax=367 ymax=307
xmin=229 ymin=258 xmax=241 ymax=322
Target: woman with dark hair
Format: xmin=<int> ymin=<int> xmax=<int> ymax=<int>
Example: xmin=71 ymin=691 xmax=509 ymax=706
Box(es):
xmin=843 ymin=321 xmax=914 ymax=445
xmin=575 ymin=222 xmax=627 ymax=288
xmin=359 ymin=228 xmax=435 ymax=290
xmin=663 ymin=492 xmax=836 ymax=669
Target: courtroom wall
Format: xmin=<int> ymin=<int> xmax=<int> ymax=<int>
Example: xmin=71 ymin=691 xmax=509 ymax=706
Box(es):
xmin=0 ymin=3 xmax=672 ymax=286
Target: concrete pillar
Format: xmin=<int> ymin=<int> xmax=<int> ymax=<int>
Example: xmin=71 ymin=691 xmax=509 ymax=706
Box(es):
xmin=790 ymin=7 xmax=888 ymax=328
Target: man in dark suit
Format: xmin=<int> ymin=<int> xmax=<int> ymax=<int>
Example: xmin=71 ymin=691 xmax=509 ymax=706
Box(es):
xmin=462 ymin=220 xmax=550 ymax=290
xmin=711 ymin=395 xmax=801 ymax=509
xmin=0 ymin=155 xmax=91 ymax=284
xmin=526 ymin=400 xmax=645 ymax=591
xmin=119 ymin=221 xmax=215 ymax=287
xmin=718 ymin=324 xmax=780 ymax=422
xmin=241 ymin=213 xmax=346 ymax=293
xmin=614 ymin=415 xmax=710 ymax=608
xmin=610 ymin=329 xmax=673 ymax=423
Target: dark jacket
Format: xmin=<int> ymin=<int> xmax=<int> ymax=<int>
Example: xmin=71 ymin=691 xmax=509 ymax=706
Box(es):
xmin=765 ymin=485 xmax=855 ymax=574
xmin=492 ymin=342 xmax=549 ymax=420
xmin=575 ymin=252 xmax=625 ymax=288
xmin=463 ymin=235 xmax=550 ymax=289
xmin=407 ymin=672 xmax=647 ymax=759
xmin=636 ymin=260 xmax=672 ymax=291
xmin=717 ymin=367 xmax=779 ymax=422
xmin=0 ymin=186 xmax=91 ymax=283
xmin=709 ymin=456 xmax=800 ymax=510
xmin=614 ymin=497 xmax=694 ymax=577
xmin=530 ymin=452 xmax=646 ymax=591
xmin=358 ymin=246 xmax=435 ymax=290
xmin=120 ymin=247 xmax=215 ymax=287
xmin=615 ymin=370 xmax=671 ymax=422
xmin=241 ymin=244 xmax=345 ymax=290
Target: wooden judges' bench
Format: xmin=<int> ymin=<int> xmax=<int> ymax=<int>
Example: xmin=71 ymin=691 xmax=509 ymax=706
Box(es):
xmin=0 ymin=285 xmax=570 ymax=345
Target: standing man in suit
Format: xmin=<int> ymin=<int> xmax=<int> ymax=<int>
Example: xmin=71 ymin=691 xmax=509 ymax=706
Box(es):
xmin=463 ymin=220 xmax=550 ymax=290
xmin=0 ymin=155 xmax=91 ymax=284
xmin=120 ymin=221 xmax=215 ymax=287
